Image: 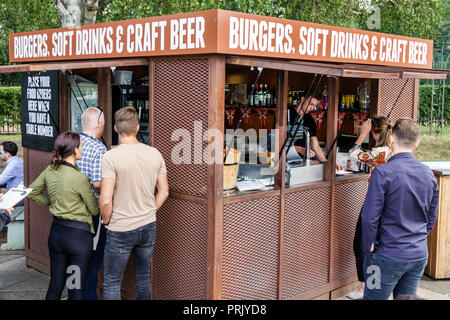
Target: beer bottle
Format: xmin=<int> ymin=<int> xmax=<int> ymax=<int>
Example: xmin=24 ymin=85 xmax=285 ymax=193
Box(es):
xmin=288 ymin=90 xmax=292 ymax=108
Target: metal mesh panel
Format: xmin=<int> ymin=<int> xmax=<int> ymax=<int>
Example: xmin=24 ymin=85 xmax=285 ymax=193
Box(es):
xmin=283 ymin=187 xmax=331 ymax=299
xmin=332 ymin=179 xmax=369 ymax=281
xmin=154 ymin=58 xmax=209 ymax=197
xmin=152 ymin=197 xmax=208 ymax=300
xmin=25 ymin=149 xmax=53 ymax=259
xmin=222 ymin=197 xmax=279 ymax=300
xmin=378 ymin=79 xmax=415 ymax=122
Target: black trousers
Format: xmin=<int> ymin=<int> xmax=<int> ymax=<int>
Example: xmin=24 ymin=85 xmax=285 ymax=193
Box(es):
xmin=46 ymin=223 xmax=93 ymax=300
xmin=353 ymin=210 xmax=365 ymax=282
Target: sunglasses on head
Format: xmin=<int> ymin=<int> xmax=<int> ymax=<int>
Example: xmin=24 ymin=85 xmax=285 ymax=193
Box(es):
xmin=93 ymin=106 xmax=104 ymax=125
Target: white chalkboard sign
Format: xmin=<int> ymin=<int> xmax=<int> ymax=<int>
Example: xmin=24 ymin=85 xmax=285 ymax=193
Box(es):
xmin=21 ymin=71 xmax=59 ymax=152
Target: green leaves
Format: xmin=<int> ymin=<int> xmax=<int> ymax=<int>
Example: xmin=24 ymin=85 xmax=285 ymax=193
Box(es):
xmin=0 ymin=87 xmax=21 ymax=126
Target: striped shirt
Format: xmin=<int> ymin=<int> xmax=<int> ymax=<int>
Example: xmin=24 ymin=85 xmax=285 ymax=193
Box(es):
xmin=76 ymin=132 xmax=107 ymax=197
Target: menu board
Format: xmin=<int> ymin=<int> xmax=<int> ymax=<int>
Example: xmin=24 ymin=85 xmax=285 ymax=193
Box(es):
xmin=21 ymin=70 xmax=59 ymax=152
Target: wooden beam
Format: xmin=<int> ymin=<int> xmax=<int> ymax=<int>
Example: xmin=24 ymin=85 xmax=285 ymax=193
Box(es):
xmin=0 ymin=64 xmax=30 ymax=73
xmin=342 ymin=69 xmax=400 ymax=79
xmin=413 ymin=79 xmax=420 ymax=121
xmin=226 ymin=56 xmax=343 ymax=77
xmin=98 ymin=68 xmax=112 ymax=148
xmin=206 ymin=54 xmax=225 ymax=300
xmin=149 ymin=58 xmax=155 ymax=147
xmin=58 ymin=71 xmax=69 ymax=132
xmin=26 ymin=58 xmax=149 ymax=72
xmin=326 ymin=76 xmax=339 ymax=285
xmin=401 ymin=71 xmax=448 ymax=80
xmin=275 ymin=70 xmax=288 ymax=300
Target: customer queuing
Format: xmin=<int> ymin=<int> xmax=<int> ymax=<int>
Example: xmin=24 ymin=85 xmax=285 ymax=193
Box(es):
xmin=76 ymin=107 xmax=108 ymax=300
xmin=100 ymin=107 xmax=169 ymax=300
xmin=28 ymin=132 xmax=99 ymax=300
xmin=0 ymin=208 xmax=13 ymax=230
xmin=362 ymin=118 xmax=439 ymax=300
xmin=346 ymin=116 xmax=392 ymax=299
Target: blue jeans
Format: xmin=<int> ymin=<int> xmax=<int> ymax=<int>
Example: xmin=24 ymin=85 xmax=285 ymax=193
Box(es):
xmin=84 ymin=214 xmax=107 ymax=300
xmin=103 ymin=222 xmax=156 ymax=300
xmin=363 ymin=252 xmax=428 ymax=300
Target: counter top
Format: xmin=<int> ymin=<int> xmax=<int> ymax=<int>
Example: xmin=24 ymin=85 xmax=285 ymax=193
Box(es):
xmin=421 ymin=161 xmax=450 ymax=176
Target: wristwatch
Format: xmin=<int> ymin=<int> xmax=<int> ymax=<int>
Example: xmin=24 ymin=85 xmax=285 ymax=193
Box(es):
xmin=352 ymin=144 xmax=361 ymax=149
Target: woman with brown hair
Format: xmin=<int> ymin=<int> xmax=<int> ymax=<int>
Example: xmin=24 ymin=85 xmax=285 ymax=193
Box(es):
xmin=28 ymin=131 xmax=99 ymax=300
xmin=346 ymin=116 xmax=392 ymax=299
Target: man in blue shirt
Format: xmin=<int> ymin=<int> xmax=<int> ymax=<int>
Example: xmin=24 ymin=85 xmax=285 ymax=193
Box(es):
xmin=0 ymin=141 xmax=24 ymax=190
xmin=75 ymin=107 xmax=107 ymax=300
xmin=362 ymin=118 xmax=439 ymax=300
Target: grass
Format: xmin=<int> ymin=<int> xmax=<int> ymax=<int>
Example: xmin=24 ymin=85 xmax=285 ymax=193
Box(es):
xmin=0 ymin=128 xmax=448 ymax=164
xmin=415 ymin=126 xmax=450 ymax=161
xmin=0 ymin=134 xmax=21 ymax=141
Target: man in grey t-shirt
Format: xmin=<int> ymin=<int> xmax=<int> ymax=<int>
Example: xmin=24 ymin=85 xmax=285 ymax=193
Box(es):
xmin=100 ymin=107 xmax=169 ymax=300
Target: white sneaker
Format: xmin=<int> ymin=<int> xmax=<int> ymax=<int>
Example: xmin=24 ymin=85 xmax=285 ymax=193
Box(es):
xmin=346 ymin=289 xmax=364 ymax=300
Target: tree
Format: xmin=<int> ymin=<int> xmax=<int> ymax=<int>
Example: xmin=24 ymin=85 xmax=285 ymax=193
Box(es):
xmin=54 ymin=0 xmax=112 ymax=26
xmin=0 ymin=0 xmax=446 ymax=85
xmin=0 ymin=0 xmax=60 ymax=85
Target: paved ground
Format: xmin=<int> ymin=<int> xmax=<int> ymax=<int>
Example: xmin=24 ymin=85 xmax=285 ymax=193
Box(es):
xmin=0 ymin=250 xmax=449 ymax=300
xmin=0 ymin=250 xmax=67 ymax=300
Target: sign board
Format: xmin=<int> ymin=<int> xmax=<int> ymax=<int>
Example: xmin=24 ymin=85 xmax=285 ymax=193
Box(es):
xmin=9 ymin=9 xmax=433 ymax=69
xmin=21 ymin=70 xmax=59 ymax=152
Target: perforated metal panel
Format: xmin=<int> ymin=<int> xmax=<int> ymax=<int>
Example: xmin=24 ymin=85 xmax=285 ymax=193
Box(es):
xmin=283 ymin=187 xmax=331 ymax=299
xmin=332 ymin=179 xmax=368 ymax=281
xmin=152 ymin=197 xmax=208 ymax=300
xmin=378 ymin=79 xmax=415 ymax=122
xmin=154 ymin=58 xmax=209 ymax=197
xmin=222 ymin=196 xmax=280 ymax=300
xmin=25 ymin=149 xmax=53 ymax=262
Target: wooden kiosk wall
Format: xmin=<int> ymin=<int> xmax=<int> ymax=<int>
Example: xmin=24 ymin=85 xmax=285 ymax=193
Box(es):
xmin=23 ymin=54 xmax=419 ymax=300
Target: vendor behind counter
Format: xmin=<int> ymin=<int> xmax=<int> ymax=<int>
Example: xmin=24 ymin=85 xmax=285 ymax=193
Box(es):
xmin=289 ymin=92 xmax=327 ymax=164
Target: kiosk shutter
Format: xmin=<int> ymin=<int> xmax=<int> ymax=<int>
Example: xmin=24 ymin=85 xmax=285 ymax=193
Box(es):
xmin=154 ymin=57 xmax=209 ymax=197
xmin=222 ymin=197 xmax=280 ymax=300
xmin=332 ymin=179 xmax=369 ymax=281
xmin=283 ymin=187 xmax=331 ymax=298
xmin=378 ymin=79 xmax=416 ymax=122
xmin=25 ymin=149 xmax=52 ymax=262
xmin=152 ymin=197 xmax=208 ymax=299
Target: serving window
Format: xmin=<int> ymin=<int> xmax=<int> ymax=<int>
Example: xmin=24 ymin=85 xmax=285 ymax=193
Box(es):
xmin=223 ymin=64 xmax=279 ymax=195
xmin=67 ymin=65 xmax=150 ymax=146
xmin=334 ymin=78 xmax=379 ymax=179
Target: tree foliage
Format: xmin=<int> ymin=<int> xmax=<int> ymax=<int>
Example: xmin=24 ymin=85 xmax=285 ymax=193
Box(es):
xmin=0 ymin=0 xmax=446 ymax=85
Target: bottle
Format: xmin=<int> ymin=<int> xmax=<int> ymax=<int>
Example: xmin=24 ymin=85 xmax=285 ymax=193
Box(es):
xmin=292 ymin=90 xmax=298 ymax=108
xmin=254 ymin=84 xmax=260 ymax=106
xmin=250 ymin=84 xmax=255 ymax=106
xmin=288 ymin=90 xmax=292 ymax=108
xmin=270 ymin=84 xmax=275 ymax=107
xmin=261 ymin=84 xmax=268 ymax=108
xmin=258 ymin=84 xmax=264 ymax=107
xmin=322 ymin=85 xmax=328 ymax=110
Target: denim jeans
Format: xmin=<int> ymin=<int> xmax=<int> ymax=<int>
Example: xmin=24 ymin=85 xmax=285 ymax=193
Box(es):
xmin=103 ymin=222 xmax=156 ymax=300
xmin=363 ymin=252 xmax=428 ymax=300
xmin=84 ymin=214 xmax=107 ymax=300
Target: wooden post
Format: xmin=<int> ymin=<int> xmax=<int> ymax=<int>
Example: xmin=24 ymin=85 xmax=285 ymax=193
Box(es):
xmin=206 ymin=54 xmax=225 ymax=300
xmin=275 ymin=70 xmax=288 ymax=299
xmin=98 ymin=68 xmax=112 ymax=148
xmin=326 ymin=76 xmax=339 ymax=283
xmin=59 ymin=71 xmax=69 ymax=132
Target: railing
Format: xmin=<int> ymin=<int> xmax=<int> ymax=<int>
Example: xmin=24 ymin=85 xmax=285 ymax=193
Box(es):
xmin=0 ymin=123 xmax=21 ymax=134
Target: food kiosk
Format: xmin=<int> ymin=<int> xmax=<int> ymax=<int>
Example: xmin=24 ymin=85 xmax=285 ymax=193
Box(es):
xmin=1 ymin=9 xmax=448 ymax=299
